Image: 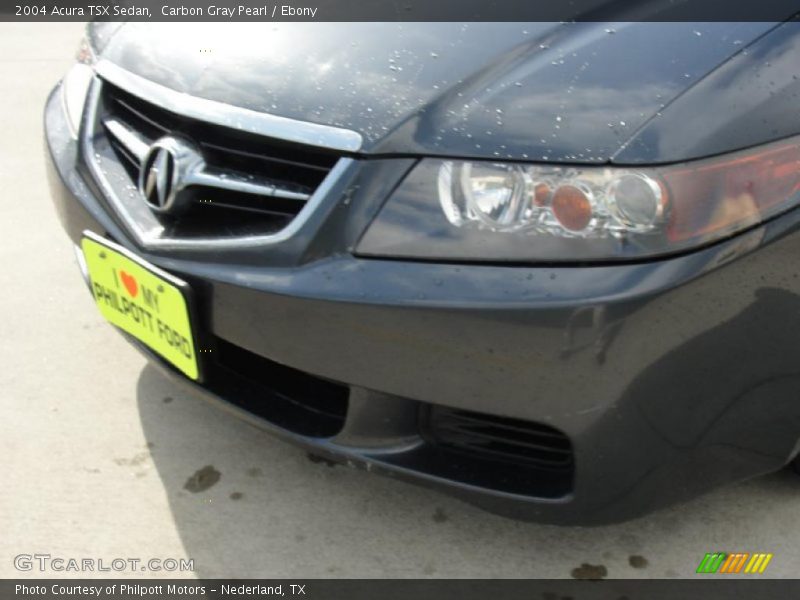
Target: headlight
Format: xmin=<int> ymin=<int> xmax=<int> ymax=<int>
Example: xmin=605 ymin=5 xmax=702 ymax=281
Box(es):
xmin=357 ymin=139 xmax=800 ymax=262
xmin=61 ymin=37 xmax=96 ymax=138
xmin=440 ymin=163 xmax=666 ymax=236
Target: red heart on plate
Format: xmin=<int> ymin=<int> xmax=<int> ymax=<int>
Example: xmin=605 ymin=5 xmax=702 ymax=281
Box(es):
xmin=120 ymin=270 xmax=138 ymax=298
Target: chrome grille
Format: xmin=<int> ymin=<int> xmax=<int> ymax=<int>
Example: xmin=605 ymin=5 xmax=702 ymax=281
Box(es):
xmin=101 ymin=81 xmax=336 ymax=226
xmin=82 ymin=63 xmax=357 ymax=248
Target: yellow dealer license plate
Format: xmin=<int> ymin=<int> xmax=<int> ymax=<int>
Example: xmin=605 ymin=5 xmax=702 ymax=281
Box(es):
xmin=81 ymin=232 xmax=200 ymax=380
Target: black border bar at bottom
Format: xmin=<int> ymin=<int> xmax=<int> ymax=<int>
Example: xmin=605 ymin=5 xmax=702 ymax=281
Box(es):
xmin=4 ymin=579 xmax=800 ymax=600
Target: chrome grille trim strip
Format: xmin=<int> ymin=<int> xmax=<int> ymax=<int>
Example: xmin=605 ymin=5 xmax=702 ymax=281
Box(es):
xmin=186 ymin=169 xmax=311 ymax=202
xmin=103 ymin=116 xmax=148 ymax=162
xmin=96 ymin=60 xmax=363 ymax=153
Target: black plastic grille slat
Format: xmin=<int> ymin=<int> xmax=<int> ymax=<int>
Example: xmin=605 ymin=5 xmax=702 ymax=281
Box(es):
xmin=427 ymin=407 xmax=574 ymax=471
xmin=437 ymin=435 xmax=574 ymax=468
xmin=434 ymin=423 xmax=573 ymax=456
xmin=196 ymin=196 xmax=304 ymax=217
xmin=439 ymin=441 xmax=574 ymax=469
xmin=438 ymin=411 xmax=572 ymax=443
xmin=108 ymin=137 xmax=140 ymax=171
xmin=200 ymin=140 xmax=333 ymax=174
xmin=110 ymin=95 xmax=169 ymax=139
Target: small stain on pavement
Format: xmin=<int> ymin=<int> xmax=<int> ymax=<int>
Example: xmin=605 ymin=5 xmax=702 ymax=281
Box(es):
xmin=432 ymin=507 xmax=448 ymax=523
xmin=629 ymin=555 xmax=649 ymax=569
xmin=184 ymin=465 xmax=221 ymax=493
xmin=114 ymin=452 xmax=149 ymax=467
xmin=571 ymin=563 xmax=608 ymax=580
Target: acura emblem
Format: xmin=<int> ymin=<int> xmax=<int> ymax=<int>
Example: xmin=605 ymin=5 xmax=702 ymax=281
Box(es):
xmin=138 ymin=136 xmax=204 ymax=214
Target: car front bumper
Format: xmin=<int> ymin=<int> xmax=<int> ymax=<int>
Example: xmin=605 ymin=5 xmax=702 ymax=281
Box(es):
xmin=45 ymin=83 xmax=800 ymax=525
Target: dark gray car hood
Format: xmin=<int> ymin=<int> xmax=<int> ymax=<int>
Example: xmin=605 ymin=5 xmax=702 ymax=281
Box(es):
xmin=96 ymin=22 xmax=787 ymax=163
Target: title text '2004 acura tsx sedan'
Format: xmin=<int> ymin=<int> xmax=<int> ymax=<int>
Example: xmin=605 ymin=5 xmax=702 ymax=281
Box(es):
xmin=45 ymin=20 xmax=800 ymax=524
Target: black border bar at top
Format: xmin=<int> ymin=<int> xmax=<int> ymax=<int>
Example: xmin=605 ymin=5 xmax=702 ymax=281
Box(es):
xmin=2 ymin=0 xmax=800 ymax=22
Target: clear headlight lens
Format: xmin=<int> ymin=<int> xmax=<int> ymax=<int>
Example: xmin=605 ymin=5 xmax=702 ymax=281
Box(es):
xmin=438 ymin=162 xmax=667 ymax=237
xmin=440 ymin=162 xmax=531 ymax=230
xmin=61 ymin=37 xmax=96 ymax=137
xmin=357 ymin=138 xmax=800 ymax=262
xmin=606 ymin=173 xmax=664 ymax=230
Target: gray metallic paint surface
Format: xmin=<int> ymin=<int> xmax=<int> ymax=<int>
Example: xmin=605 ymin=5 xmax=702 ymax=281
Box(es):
xmin=95 ymin=21 xmax=792 ymax=163
xmin=45 ymin=83 xmax=800 ymax=522
xmin=616 ymin=20 xmax=800 ymax=162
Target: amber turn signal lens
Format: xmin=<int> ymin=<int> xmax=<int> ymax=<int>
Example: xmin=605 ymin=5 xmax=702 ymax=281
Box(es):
xmin=532 ymin=182 xmax=552 ymax=207
xmin=551 ymin=185 xmax=593 ymax=231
